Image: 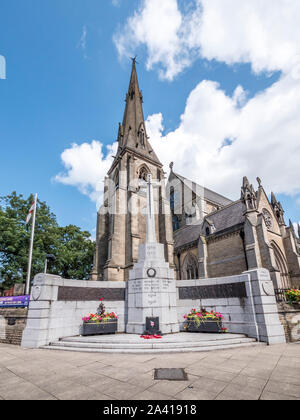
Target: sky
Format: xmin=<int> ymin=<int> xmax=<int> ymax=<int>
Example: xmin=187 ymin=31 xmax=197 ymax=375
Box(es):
xmin=1 ymin=0 xmax=300 ymax=238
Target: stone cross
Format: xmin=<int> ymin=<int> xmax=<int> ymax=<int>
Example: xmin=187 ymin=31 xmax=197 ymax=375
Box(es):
xmin=139 ymin=174 xmax=160 ymax=244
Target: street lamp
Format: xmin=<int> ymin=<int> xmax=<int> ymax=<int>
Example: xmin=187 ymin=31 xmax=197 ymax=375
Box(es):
xmin=44 ymin=254 xmax=56 ymax=274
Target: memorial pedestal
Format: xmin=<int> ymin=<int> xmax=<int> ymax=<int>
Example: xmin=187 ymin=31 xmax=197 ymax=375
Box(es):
xmin=126 ymin=243 xmax=179 ymax=335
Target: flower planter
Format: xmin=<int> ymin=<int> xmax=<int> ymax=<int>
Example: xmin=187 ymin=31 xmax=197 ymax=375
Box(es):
xmin=82 ymin=320 xmax=118 ymax=336
xmin=186 ymin=321 xmax=222 ymax=333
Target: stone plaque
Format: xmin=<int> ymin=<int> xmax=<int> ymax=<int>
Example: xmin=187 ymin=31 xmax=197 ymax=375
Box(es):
xmin=57 ymin=287 xmax=125 ymax=302
xmin=178 ymin=282 xmax=247 ymax=300
xmin=144 ymin=317 xmax=160 ymax=335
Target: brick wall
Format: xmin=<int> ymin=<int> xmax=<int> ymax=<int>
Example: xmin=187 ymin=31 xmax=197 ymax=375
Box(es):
xmin=278 ymin=302 xmax=300 ymax=342
xmin=0 ymin=308 xmax=28 ymax=345
xmin=207 ymin=232 xmax=247 ymax=278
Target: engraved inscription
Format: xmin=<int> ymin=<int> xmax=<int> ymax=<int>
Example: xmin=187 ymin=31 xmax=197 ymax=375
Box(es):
xmin=178 ymin=282 xmax=247 ymax=300
xmin=57 ymin=286 xmax=125 ymax=301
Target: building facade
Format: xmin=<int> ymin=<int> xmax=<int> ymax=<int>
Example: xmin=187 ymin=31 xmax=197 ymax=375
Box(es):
xmin=171 ymin=172 xmax=300 ymax=289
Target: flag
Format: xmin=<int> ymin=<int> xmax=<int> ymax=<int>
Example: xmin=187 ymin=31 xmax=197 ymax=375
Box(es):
xmin=26 ymin=202 xmax=35 ymax=224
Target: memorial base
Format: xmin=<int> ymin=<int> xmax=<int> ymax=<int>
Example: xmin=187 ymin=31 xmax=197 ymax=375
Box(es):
xmin=126 ymin=243 xmax=180 ymax=335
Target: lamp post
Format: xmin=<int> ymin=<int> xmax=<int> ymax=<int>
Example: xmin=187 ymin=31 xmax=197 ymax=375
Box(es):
xmin=44 ymin=254 xmax=56 ymax=274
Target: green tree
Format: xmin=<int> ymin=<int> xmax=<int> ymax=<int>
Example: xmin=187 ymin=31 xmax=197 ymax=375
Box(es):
xmin=0 ymin=192 xmax=95 ymax=289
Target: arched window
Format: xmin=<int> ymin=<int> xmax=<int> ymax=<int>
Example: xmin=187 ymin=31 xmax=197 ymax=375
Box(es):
xmin=139 ymin=167 xmax=148 ymax=182
xmin=182 ymin=253 xmax=199 ymax=280
xmin=138 ymin=124 xmax=146 ymax=148
xmin=271 ymin=242 xmax=290 ymax=289
xmin=139 ymin=129 xmax=145 ymax=147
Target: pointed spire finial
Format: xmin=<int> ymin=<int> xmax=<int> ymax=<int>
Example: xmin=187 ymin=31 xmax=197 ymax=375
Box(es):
xmin=130 ymin=55 xmax=138 ymax=65
xmin=256 ymin=177 xmax=262 ymax=188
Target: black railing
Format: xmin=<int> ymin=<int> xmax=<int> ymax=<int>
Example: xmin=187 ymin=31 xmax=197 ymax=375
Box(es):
xmin=274 ymin=289 xmax=289 ymax=303
xmin=274 ymin=288 xmax=300 ymax=303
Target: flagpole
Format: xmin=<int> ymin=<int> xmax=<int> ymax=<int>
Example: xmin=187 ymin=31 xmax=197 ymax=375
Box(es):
xmin=25 ymin=193 xmax=37 ymax=296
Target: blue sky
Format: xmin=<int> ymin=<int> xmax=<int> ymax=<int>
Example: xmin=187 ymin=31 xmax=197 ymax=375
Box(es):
xmin=1 ymin=0 xmax=299 ymax=235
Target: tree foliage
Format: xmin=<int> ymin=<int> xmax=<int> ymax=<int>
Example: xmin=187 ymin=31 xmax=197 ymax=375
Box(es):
xmin=0 ymin=192 xmax=95 ymax=289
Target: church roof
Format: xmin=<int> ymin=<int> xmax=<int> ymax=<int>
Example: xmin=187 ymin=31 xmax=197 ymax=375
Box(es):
xmin=204 ymin=200 xmax=246 ymax=233
xmin=174 ymin=224 xmax=202 ymax=250
xmin=174 ymin=200 xmax=246 ymax=250
xmin=171 ymin=172 xmax=233 ymax=207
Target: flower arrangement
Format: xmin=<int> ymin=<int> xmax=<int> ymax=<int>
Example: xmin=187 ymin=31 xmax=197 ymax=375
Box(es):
xmin=184 ymin=308 xmax=226 ymax=333
xmin=184 ymin=308 xmax=224 ymax=326
xmin=285 ymin=289 xmax=300 ymax=304
xmin=82 ymin=298 xmax=118 ymax=324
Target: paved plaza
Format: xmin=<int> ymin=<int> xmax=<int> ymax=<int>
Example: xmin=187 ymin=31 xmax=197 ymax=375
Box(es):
xmin=0 ymin=342 xmax=300 ymax=400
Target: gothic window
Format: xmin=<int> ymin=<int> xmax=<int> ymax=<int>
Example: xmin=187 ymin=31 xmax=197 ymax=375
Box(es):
xmin=262 ymin=209 xmax=273 ymax=230
xmin=170 ymin=187 xmax=175 ymax=211
xmin=114 ymin=170 xmax=119 ymax=190
xmin=206 ymin=227 xmax=210 ymax=236
xmin=192 ymin=191 xmax=197 ymax=205
xmin=172 ymin=215 xmax=179 ymax=231
xmin=247 ymin=194 xmax=254 ymax=209
xmin=182 ymin=253 xmax=199 ymax=280
xmin=138 ymin=125 xmax=145 ymax=148
xmin=139 ymin=167 xmax=148 ymax=182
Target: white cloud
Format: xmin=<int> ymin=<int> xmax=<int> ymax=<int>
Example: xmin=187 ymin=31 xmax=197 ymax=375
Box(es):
xmin=111 ymin=0 xmax=121 ymax=7
xmin=77 ymin=26 xmax=87 ymax=58
xmin=293 ymin=222 xmax=300 ymax=238
xmin=113 ymin=0 xmax=300 ymax=201
xmin=147 ymin=73 xmax=300 ymax=199
xmin=114 ymin=0 xmax=300 ymax=80
xmin=54 ymin=140 xmax=117 ymax=207
xmin=113 ymin=0 xmax=189 ymax=80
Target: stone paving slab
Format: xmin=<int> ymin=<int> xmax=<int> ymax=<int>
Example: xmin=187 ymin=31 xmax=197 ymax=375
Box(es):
xmin=0 ymin=342 xmax=299 ymax=400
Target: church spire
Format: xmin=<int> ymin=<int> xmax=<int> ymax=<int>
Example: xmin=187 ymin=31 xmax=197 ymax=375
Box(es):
xmin=121 ymin=58 xmax=144 ymax=143
xmin=116 ymin=59 xmax=161 ymax=165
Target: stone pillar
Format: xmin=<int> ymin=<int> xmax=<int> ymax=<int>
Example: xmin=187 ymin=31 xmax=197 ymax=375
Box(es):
xmin=126 ymin=243 xmax=179 ymax=335
xmin=127 ymin=174 xmax=179 ymax=335
xmin=244 ymin=268 xmax=286 ymax=344
xmin=198 ymin=237 xmax=208 ymax=278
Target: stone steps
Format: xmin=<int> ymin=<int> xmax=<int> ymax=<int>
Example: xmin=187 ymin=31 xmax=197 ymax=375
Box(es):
xmin=41 ymin=333 xmax=266 ymax=354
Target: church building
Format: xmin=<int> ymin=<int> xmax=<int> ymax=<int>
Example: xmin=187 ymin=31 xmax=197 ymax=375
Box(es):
xmin=92 ymin=61 xmax=300 ymax=290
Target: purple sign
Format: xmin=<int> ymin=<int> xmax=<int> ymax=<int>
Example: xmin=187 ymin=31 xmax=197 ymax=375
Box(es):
xmin=0 ymin=295 xmax=30 ymax=308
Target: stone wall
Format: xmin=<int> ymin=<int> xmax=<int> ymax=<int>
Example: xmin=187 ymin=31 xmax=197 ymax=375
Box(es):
xmin=21 ymin=269 xmax=286 ymax=348
xmin=22 ymin=274 xmax=126 ymax=349
xmin=277 ymin=302 xmax=300 ymax=342
xmin=207 ymin=231 xmax=248 ymax=278
xmin=177 ymin=268 xmax=286 ymax=345
xmin=0 ymin=307 xmax=28 ymax=345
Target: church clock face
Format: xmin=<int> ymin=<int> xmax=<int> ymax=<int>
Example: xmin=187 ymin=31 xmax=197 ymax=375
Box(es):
xmin=262 ymin=209 xmax=273 ymax=230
